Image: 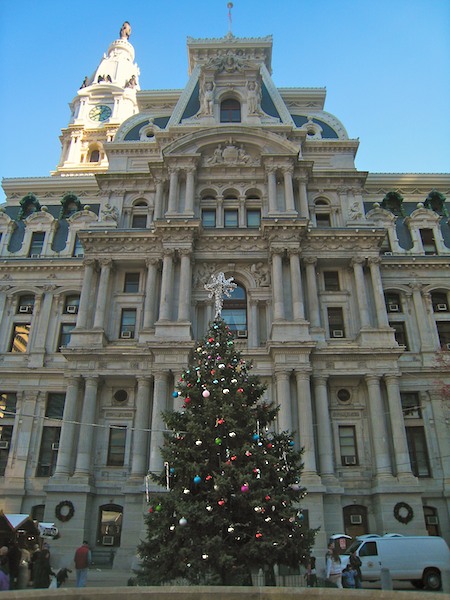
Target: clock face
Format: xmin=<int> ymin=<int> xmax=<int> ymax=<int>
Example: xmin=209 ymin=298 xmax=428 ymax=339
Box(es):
xmin=89 ymin=105 xmax=112 ymax=122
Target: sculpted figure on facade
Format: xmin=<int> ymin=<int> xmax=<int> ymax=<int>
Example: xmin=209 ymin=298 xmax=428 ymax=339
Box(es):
xmin=200 ymin=81 xmax=215 ymax=116
xmin=251 ymin=261 xmax=271 ymax=286
xmin=247 ymin=80 xmax=262 ymax=115
xmin=100 ymin=203 xmax=119 ymax=223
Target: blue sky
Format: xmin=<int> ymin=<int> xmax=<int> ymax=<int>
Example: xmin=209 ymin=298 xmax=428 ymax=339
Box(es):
xmin=0 ymin=0 xmax=449 ymax=203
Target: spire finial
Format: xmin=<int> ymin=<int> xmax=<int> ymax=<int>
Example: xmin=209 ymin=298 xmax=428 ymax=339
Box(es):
xmin=227 ymin=3 xmax=234 ymax=35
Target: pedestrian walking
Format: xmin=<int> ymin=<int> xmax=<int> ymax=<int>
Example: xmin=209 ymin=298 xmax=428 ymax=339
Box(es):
xmin=74 ymin=541 xmax=91 ymax=588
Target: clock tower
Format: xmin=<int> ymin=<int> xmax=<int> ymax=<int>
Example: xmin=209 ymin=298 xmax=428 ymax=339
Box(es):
xmin=54 ymin=22 xmax=140 ymax=175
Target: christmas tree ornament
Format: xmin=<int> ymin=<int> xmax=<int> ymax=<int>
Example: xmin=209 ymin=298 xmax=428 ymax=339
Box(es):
xmin=240 ymin=483 xmax=249 ymax=493
xmin=218 ymin=499 xmax=225 ymax=506
xmin=227 ymin=525 xmax=235 ymax=533
xmin=179 ymin=517 xmax=187 ymax=526
xmin=215 ymin=437 xmax=222 ymax=445
xmin=229 ymin=431 xmax=236 ymax=437
xmin=193 ymin=475 xmax=201 ymax=484
xmin=183 ymin=488 xmax=190 ymax=494
xmin=195 ymin=439 xmax=203 ymax=446
xmin=202 ymin=554 xmax=209 ymax=560
xmin=206 ymin=505 xmax=213 ymax=512
xmin=255 ymin=532 xmax=263 ymax=538
xmin=218 ymin=363 xmax=225 ymax=369
xmin=223 ymin=388 xmax=230 ymax=394
xmin=202 ymin=390 xmax=210 ymax=398
xmin=231 ymin=378 xmax=237 ymax=383
xmin=170 ymin=525 xmax=175 ymax=531
xmin=155 ymin=504 xmax=162 ymax=512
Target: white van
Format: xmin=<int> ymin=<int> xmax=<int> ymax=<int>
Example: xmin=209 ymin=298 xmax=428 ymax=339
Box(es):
xmin=341 ymin=534 xmax=450 ymax=591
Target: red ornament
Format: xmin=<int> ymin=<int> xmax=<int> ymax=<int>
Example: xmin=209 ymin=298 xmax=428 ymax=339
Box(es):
xmin=231 ymin=455 xmax=237 ymax=461
xmin=256 ymin=532 xmax=263 ymax=538
xmin=205 ymin=475 xmax=213 ymax=481
xmin=185 ymin=397 xmax=191 ymax=403
xmin=208 ymin=337 xmax=214 ymax=343
xmin=267 ymin=443 xmax=273 ymax=449
xmin=265 ymin=495 xmax=271 ymax=501
xmin=218 ymin=499 xmax=225 ymax=506
xmin=237 ymin=388 xmax=244 ymax=393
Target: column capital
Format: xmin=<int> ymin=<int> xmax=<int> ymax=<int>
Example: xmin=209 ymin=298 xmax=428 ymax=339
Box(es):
xmin=287 ymin=247 xmax=301 ymax=257
xmin=303 ymin=257 xmax=317 ymax=266
xmin=367 ymin=256 xmax=381 ymax=267
xmin=99 ymin=258 xmax=113 ymax=269
xmin=351 ymin=256 xmax=366 ymax=267
xmin=145 ymin=257 xmax=160 ymax=267
xmin=408 ymin=281 xmax=423 ymax=292
xmin=162 ymin=248 xmax=175 ymax=258
xmin=365 ymin=373 xmax=381 ymax=384
xmin=178 ymin=248 xmax=192 ymax=258
xmin=313 ymin=374 xmax=328 ymax=385
xmin=83 ymin=258 xmax=97 ymax=268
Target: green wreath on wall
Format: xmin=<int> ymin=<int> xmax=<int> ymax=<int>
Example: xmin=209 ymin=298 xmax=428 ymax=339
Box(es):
xmin=55 ymin=500 xmax=75 ymax=523
xmin=393 ymin=501 xmax=414 ymax=524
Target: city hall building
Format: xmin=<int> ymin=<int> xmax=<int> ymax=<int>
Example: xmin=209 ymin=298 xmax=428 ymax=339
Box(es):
xmin=0 ymin=23 xmax=449 ymax=569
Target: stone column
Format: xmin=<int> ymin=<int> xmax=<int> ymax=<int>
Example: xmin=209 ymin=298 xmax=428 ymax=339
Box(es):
xmin=238 ymin=196 xmax=246 ymax=227
xmin=0 ymin=288 xmax=12 ymax=352
xmin=93 ymin=259 xmax=113 ymax=329
xmin=368 ymin=258 xmax=389 ymax=327
xmin=313 ymin=376 xmax=334 ymax=476
xmin=304 ymin=258 xmax=320 ymax=328
xmin=409 ymin=282 xmax=433 ymax=350
xmin=178 ymin=250 xmax=192 ymax=322
xmin=296 ymin=371 xmax=317 ymax=474
xmin=33 ymin=287 xmax=55 ymax=351
xmin=276 ymin=370 xmax=292 ymax=432
xmin=158 ymin=249 xmax=174 ymax=321
xmin=384 ymin=374 xmax=413 ymax=477
xmin=154 ymin=179 xmax=165 ymax=220
xmin=167 ymin=168 xmax=179 ymax=214
xmin=130 ymin=376 xmax=152 ymax=477
xmin=267 ymin=167 xmax=277 ymax=213
xmin=288 ymin=249 xmax=305 ymax=320
xmin=249 ymin=299 xmax=258 ymax=347
xmin=184 ymin=168 xmax=196 ymax=215
xmin=216 ymin=196 xmax=224 ymax=228
xmin=76 ymin=259 xmax=96 ymax=329
xmin=0 ymin=286 xmax=10 ymax=330
xmin=54 ymin=376 xmax=81 ymax=476
xmin=365 ymin=375 xmax=392 ymax=478
xmin=351 ymin=257 xmax=371 ymax=328
xmin=298 ymin=178 xmax=309 ymax=219
xmin=74 ymin=376 xmax=99 ymax=476
xmin=148 ymin=371 xmax=168 ymax=475
xmin=271 ymin=249 xmax=285 ymax=320
xmin=283 ymin=166 xmax=296 ymax=213
xmin=143 ymin=258 xmax=159 ymax=329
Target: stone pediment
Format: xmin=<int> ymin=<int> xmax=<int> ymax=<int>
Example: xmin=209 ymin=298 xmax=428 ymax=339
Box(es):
xmin=162 ymin=127 xmax=299 ymax=161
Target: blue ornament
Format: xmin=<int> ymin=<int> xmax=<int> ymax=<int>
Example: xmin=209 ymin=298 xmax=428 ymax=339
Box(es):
xmin=289 ymin=440 xmax=295 ymax=447
xmin=193 ymin=475 xmax=202 ymax=485
xmin=253 ymin=434 xmax=260 ymax=441
xmin=170 ymin=467 xmax=175 ymax=474
xmin=172 ymin=391 xmax=179 ymax=398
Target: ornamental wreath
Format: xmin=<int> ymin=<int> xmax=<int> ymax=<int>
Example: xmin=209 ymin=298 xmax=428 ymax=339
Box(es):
xmin=393 ymin=501 xmax=414 ymax=524
xmin=55 ymin=500 xmax=75 ymax=523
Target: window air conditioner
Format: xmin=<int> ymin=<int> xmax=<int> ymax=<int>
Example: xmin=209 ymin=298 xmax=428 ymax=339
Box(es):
xmin=75 ymin=253 xmax=84 ymax=258
xmin=102 ymin=536 xmax=114 ymax=546
xmin=437 ymin=304 xmax=448 ymax=311
xmin=0 ymin=441 xmax=9 ymax=450
xmin=30 ymin=254 xmax=41 ymax=258
xmin=66 ymin=305 xmax=78 ymax=314
xmin=332 ymin=330 xmax=344 ymax=338
xmin=343 ymin=455 xmax=357 ymax=465
xmin=426 ymin=516 xmax=439 ymax=525
xmin=383 ymin=251 xmax=393 ymax=256
xmin=120 ymin=330 xmax=133 ymax=339
xmin=237 ymin=330 xmax=248 ymax=338
xmin=51 ymin=443 xmax=59 ymax=451
xmin=19 ymin=305 xmax=33 ymax=313
xmin=388 ymin=304 xmax=399 ymax=312
xmin=350 ymin=514 xmax=363 ymax=525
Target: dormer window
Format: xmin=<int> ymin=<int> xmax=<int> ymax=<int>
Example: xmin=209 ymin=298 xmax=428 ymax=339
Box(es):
xmin=220 ymin=99 xmax=241 ymax=123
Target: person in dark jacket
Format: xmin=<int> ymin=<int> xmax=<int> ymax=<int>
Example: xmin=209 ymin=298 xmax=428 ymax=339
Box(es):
xmin=33 ymin=548 xmax=53 ymax=589
xmin=349 ymin=550 xmax=363 ymax=588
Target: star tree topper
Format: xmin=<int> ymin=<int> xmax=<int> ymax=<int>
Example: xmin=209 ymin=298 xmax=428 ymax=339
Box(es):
xmin=205 ymin=272 xmax=237 ymax=318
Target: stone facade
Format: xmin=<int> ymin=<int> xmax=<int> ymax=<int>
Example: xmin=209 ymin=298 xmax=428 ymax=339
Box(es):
xmin=0 ymin=25 xmax=449 ymax=571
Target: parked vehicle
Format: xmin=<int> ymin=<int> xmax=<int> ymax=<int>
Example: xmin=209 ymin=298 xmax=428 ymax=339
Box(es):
xmin=341 ymin=534 xmax=450 ymax=590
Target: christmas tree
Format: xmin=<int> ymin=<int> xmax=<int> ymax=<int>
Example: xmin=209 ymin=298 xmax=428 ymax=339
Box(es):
xmin=137 ymin=277 xmax=316 ymax=585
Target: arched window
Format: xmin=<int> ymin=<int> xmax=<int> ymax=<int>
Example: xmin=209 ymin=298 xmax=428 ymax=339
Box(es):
xmin=220 ymin=99 xmax=241 ymax=123
xmin=222 ymin=284 xmax=247 ymax=336
xmin=89 ymin=149 xmax=100 ymax=163
xmin=97 ymin=503 xmax=123 ymax=547
xmin=131 ymin=200 xmax=148 ymax=228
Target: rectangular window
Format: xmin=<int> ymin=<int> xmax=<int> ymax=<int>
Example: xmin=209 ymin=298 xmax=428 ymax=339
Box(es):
xmin=131 ymin=214 xmax=147 ymax=228
xmin=10 ymin=323 xmax=31 ymax=352
xmin=246 ymin=209 xmax=261 ymax=228
xmin=420 ymin=229 xmax=437 ymax=255
xmin=224 ymin=209 xmax=238 ymax=228
xmin=380 ymin=233 xmax=392 ymax=254
xmin=124 ymin=273 xmax=140 ymax=293
xmin=58 ymin=323 xmax=75 ymax=349
xmin=0 ymin=425 xmax=13 ymax=476
xmin=107 ymin=426 xmax=127 ymax=466
xmin=316 ymin=213 xmax=331 ymax=228
xmin=73 ymin=235 xmax=84 ymax=257
xmin=436 ymin=322 xmax=450 ymax=349
xmin=0 ymin=393 xmax=17 ymax=418
xmin=390 ymin=321 xmax=409 ymax=349
xmin=29 ymin=232 xmax=45 ymax=257
xmin=406 ymin=426 xmax=431 ymax=477
xmin=401 ymin=392 xmax=421 ymax=418
xmin=327 ymin=307 xmax=345 ymax=338
xmin=36 ymin=426 xmax=60 ymax=477
xmin=120 ymin=309 xmax=136 ymax=338
xmin=339 ymin=426 xmax=358 ymax=466
xmin=202 ymin=209 xmax=216 ymax=228
xmin=324 ymin=271 xmax=340 ymax=291
xmin=46 ymin=393 xmax=65 ymax=419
